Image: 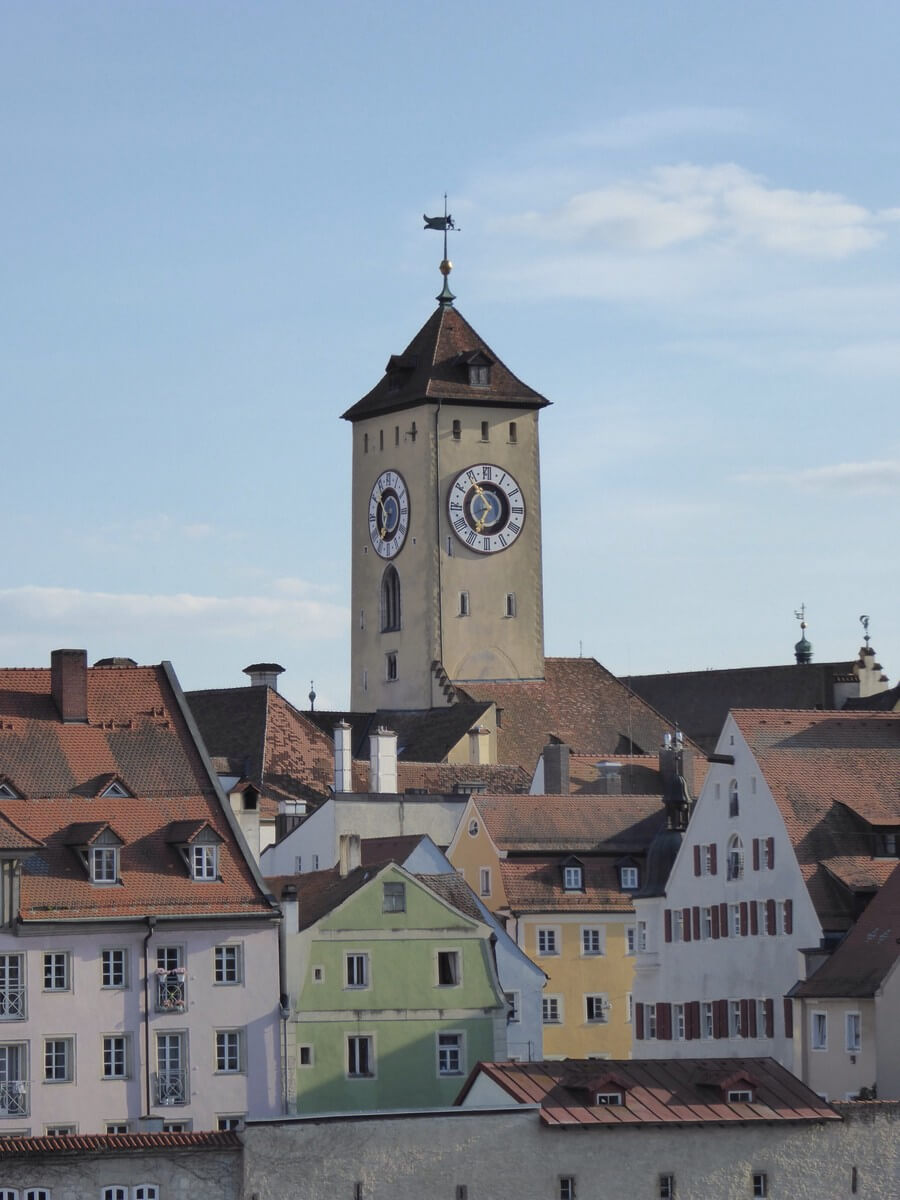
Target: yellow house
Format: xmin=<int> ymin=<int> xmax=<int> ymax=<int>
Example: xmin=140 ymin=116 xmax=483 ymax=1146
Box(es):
xmin=448 ymin=793 xmax=665 ymax=1058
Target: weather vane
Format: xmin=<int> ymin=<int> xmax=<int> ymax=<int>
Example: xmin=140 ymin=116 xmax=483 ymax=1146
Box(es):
xmin=424 ymin=194 xmax=458 ymax=305
xmin=794 ymin=603 xmax=807 ymax=633
xmin=860 ymin=614 xmax=871 ymax=649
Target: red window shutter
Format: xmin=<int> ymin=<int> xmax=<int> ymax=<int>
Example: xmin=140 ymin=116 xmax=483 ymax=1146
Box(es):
xmin=692 ymin=906 xmax=701 ymax=941
xmin=752 ymin=838 xmax=760 ymax=870
xmin=740 ymin=902 xmax=749 ymax=936
xmin=748 ymin=998 xmax=758 ymax=1038
xmin=750 ymin=902 xmax=759 ymax=936
xmin=719 ymin=902 xmax=729 ymax=936
xmin=658 ymin=1002 xmax=672 ymax=1040
xmin=778 ymin=998 xmax=788 ymax=1039
xmin=664 ymin=909 xmax=672 ymax=943
xmin=709 ymin=844 xmax=717 ymax=875
xmin=740 ymin=998 xmax=750 ymax=1037
xmin=694 ymin=845 xmax=701 ymax=876
xmin=767 ymin=837 xmax=775 ymax=868
xmin=683 ymin=907 xmax=692 ymax=942
xmin=711 ymin=905 xmax=720 ymax=939
xmin=784 ymin=898 xmax=793 ymax=934
xmin=688 ymin=1000 xmax=700 ymax=1039
xmin=766 ymin=898 xmax=776 ymax=936
xmin=636 ymin=1003 xmax=644 ymax=1040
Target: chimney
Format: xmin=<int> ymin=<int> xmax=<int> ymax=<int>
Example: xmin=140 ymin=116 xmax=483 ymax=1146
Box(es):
xmin=339 ymin=833 xmax=361 ymax=877
xmin=542 ymin=742 xmax=570 ymax=794
xmin=242 ymin=662 xmax=285 ymax=690
xmin=468 ymin=725 xmax=491 ymax=765
xmin=595 ymin=762 xmax=622 ymax=795
xmin=369 ymin=726 xmax=398 ymax=794
xmin=51 ymin=649 xmax=88 ymax=723
xmin=334 ymin=721 xmax=353 ymax=793
xmin=280 ymin=883 xmax=299 ymax=934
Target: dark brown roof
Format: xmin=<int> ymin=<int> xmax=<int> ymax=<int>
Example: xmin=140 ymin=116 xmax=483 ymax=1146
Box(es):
xmin=844 ymin=682 xmax=900 ymax=712
xmin=360 ymin=835 xmax=428 ymax=865
xmin=415 ymin=872 xmax=485 ymax=922
xmin=457 ymin=1058 xmax=840 ymax=1125
xmin=499 ymin=855 xmax=640 ymax=914
xmin=475 ymin=793 xmax=665 ymax=853
xmin=568 ymin=753 xmax=708 ymax=798
xmin=0 ymin=662 xmax=274 ymax=922
xmin=0 ymin=1130 xmax=240 ymax=1156
xmin=460 ymin=658 xmax=703 ymax=775
xmin=342 ymin=303 xmax=549 ymax=422
xmin=733 ymin=709 xmax=900 ymax=930
xmin=309 ymin=702 xmax=493 ymax=764
xmin=792 ymin=863 xmax=900 ymax=998
xmin=625 ymin=662 xmax=857 ymax=754
xmin=354 ymin=760 xmax=530 ymax=794
xmin=187 ymin=685 xmax=336 ymax=815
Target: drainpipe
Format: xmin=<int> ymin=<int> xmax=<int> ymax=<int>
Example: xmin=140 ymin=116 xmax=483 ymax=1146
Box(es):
xmin=279 ymin=887 xmax=297 ymax=1115
xmin=142 ymin=916 xmax=157 ymax=1116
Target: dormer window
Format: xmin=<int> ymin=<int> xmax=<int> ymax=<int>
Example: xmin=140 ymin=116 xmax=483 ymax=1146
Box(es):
xmin=167 ymin=821 xmax=223 ymax=882
xmin=99 ymin=780 xmax=131 ymax=799
xmin=727 ymin=1088 xmax=753 ymax=1103
xmin=0 ymin=782 xmax=20 ymax=800
xmin=619 ymin=864 xmax=639 ymax=890
xmin=469 ymin=364 xmax=490 ymax=387
xmin=92 ymin=846 xmax=119 ymax=883
xmin=192 ymin=844 xmax=218 ymax=880
xmin=562 ymin=861 xmax=584 ymax=891
xmin=595 ymin=1091 xmax=623 ymax=1105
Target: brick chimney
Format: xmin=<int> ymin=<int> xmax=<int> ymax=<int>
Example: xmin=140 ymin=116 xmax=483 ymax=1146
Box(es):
xmin=51 ymin=649 xmax=88 ymax=723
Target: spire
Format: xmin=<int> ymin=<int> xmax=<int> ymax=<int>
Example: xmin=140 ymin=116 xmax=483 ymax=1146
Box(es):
xmin=423 ymin=195 xmax=456 ymax=307
xmin=793 ymin=604 xmax=813 ymax=665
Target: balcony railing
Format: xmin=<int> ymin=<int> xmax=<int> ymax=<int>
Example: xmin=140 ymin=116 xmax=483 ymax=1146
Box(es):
xmin=0 ymin=988 xmax=26 ymax=1021
xmin=155 ymin=971 xmax=186 ymax=1012
xmin=0 ymin=1080 xmax=29 ymax=1117
xmin=155 ymin=1070 xmax=187 ymax=1106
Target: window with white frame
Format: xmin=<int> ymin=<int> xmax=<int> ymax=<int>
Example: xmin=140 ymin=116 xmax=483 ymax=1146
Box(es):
xmin=217 ymin=1116 xmax=244 ymax=1131
xmin=191 ymin=844 xmax=217 ymax=880
xmin=347 ymin=1034 xmax=374 ymax=1077
xmin=752 ymin=1172 xmax=767 ymax=1198
xmin=542 ymin=996 xmax=563 ymax=1024
xmin=581 ymin=927 xmax=603 ymax=956
xmin=728 ymin=779 xmax=739 ymax=816
xmin=45 ymin=1125 xmax=75 ymax=1136
xmin=625 ymin=925 xmax=636 ymax=955
xmin=437 ymin=950 xmax=461 ymax=986
xmin=161 ymin=1121 xmax=191 ymax=1132
xmin=43 ymin=952 xmax=70 ymax=992
xmin=91 ymin=846 xmax=118 ymax=884
xmin=620 ymin=865 xmax=639 ymax=889
xmin=673 ymin=910 xmax=684 ymax=942
xmin=0 ymin=1043 xmax=27 ymax=1113
xmin=626 ymin=992 xmax=633 ymax=1023
xmin=215 ymin=1030 xmax=243 ymax=1073
xmin=479 ymin=867 xmax=491 ymax=896
xmin=437 ymin=1032 xmax=464 ymax=1075
xmin=102 ymin=1035 xmax=129 ymax=1079
xmin=761 ymin=838 xmax=773 ymax=869
xmin=846 ymin=1011 xmax=861 ymax=1053
xmin=646 ymin=1006 xmax=657 ymax=1039
xmin=563 ymin=865 xmax=583 ymax=890
xmin=637 ymin=920 xmax=648 ymax=952
xmin=727 ymin=834 xmax=744 ymax=881
xmin=757 ymin=900 xmax=768 ymax=934
xmin=345 ymin=953 xmax=369 ymax=989
xmin=103 ymin=1189 xmax=128 ymax=1200
xmin=585 ymin=995 xmax=609 ymax=1023
xmin=505 ymin=990 xmax=520 ymax=1023
xmin=701 ymin=907 xmax=713 ymax=939
xmin=214 ymin=944 xmax=241 ymax=985
xmin=811 ymin=1012 xmax=827 ymax=1050
xmin=559 ymin=1177 xmax=576 ymax=1200
xmin=382 ymin=882 xmax=405 ymax=912
xmin=155 ymin=946 xmax=185 ymax=1011
xmin=778 ymin=900 xmax=791 ymax=934
xmin=728 ymin=1088 xmax=753 ymax=1102
xmin=106 ymin=1122 xmax=129 ymax=1134
xmin=673 ymin=1003 xmax=686 ymax=1041
xmin=101 ymin=949 xmax=128 ymax=989
xmin=702 ymin=1001 xmax=714 ymax=1040
xmin=43 ymin=1037 xmax=73 ymax=1082
xmin=729 ymin=904 xmax=741 ymax=938
xmin=156 ymin=1032 xmax=187 ymax=1105
xmin=756 ymin=999 xmax=767 ymax=1038
xmin=659 ymin=1173 xmax=675 ymax=1200
xmin=537 ymin=928 xmax=559 ymax=955
xmin=729 ymin=999 xmax=743 ymax=1038
xmin=702 ymin=844 xmax=714 ymax=874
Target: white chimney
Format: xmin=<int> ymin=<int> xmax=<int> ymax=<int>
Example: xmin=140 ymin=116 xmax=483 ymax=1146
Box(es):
xmin=243 ymin=662 xmax=285 ymax=690
xmin=369 ymin=726 xmax=398 ymax=794
xmin=334 ymin=721 xmax=353 ymax=793
xmin=339 ymin=833 xmax=362 ymax=877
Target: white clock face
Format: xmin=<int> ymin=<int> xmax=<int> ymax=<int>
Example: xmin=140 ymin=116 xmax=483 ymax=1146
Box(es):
xmin=368 ymin=470 xmax=410 ymax=559
xmin=447 ymin=463 xmax=525 ymax=554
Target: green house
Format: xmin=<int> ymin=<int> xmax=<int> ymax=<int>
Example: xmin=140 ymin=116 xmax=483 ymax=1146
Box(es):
xmin=275 ymin=861 xmax=508 ymax=1113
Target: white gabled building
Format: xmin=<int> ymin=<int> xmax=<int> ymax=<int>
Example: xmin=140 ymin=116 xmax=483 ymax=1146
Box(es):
xmin=632 ymin=709 xmax=900 ymax=1069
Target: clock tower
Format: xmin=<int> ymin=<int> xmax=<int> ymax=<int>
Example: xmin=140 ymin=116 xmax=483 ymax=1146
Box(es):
xmin=343 ymin=260 xmax=549 ymax=712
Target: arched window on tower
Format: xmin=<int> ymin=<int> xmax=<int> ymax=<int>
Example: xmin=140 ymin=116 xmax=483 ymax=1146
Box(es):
xmin=381 ymin=566 xmax=401 ymax=632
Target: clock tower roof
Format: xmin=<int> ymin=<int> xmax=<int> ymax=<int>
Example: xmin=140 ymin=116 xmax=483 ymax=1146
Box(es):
xmin=342 ymin=303 xmax=549 ymax=422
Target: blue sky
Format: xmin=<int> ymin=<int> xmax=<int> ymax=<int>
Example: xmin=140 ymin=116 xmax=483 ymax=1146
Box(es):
xmin=2 ymin=1 xmax=898 ymax=710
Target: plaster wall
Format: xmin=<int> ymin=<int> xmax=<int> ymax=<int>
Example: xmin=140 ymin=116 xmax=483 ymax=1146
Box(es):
xmin=876 ymin=964 xmax=900 ymax=1098
xmin=795 ymin=997 xmax=876 ymax=1100
xmin=0 ymin=1145 xmax=241 ymax=1200
xmin=243 ymin=1102 xmax=900 ymax=1200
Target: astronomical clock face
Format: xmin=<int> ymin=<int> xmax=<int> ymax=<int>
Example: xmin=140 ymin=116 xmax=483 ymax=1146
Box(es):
xmin=368 ymin=470 xmax=410 ymax=559
xmin=447 ymin=463 xmax=525 ymax=554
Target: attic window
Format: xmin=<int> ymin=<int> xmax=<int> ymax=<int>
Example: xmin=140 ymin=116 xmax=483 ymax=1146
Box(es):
xmin=243 ymin=787 xmax=259 ymax=812
xmin=0 ymin=783 xmax=19 ymax=800
xmin=100 ymin=781 xmax=130 ymax=798
xmin=468 ymin=819 xmax=479 ymax=836
xmin=727 ymin=1088 xmax=753 ymax=1103
xmin=469 ymin=364 xmax=490 ymax=387
xmin=91 ymin=846 xmax=119 ymax=884
xmin=563 ymin=864 xmax=584 ymax=891
xmin=595 ymin=1091 xmax=623 ymax=1105
xmin=192 ymin=844 xmax=218 ymax=880
xmin=620 ymin=865 xmax=639 ymax=890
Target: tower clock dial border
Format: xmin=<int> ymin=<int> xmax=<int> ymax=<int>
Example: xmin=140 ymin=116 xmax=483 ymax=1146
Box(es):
xmin=368 ymin=469 xmax=410 ymax=559
xmin=447 ymin=463 xmax=526 ymax=554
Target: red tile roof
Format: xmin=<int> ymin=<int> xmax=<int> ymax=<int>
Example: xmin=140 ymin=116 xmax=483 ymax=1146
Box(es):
xmin=457 ymin=1058 xmax=840 ymax=1125
xmin=568 ymin=753 xmax=708 ymax=798
xmin=460 ymin=658 xmax=704 ymax=774
xmin=342 ymin=303 xmax=549 ymax=422
xmin=475 ymin=793 xmax=665 ymax=853
xmin=0 ymin=1130 xmax=240 ymax=1155
xmin=732 ymin=710 xmax=900 ymax=929
xmin=792 ymin=863 xmax=900 ymax=998
xmin=0 ymin=662 xmax=274 ymax=922
xmin=499 ymin=855 xmax=638 ymax=914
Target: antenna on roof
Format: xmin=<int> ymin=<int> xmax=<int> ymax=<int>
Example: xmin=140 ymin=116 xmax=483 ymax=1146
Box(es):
xmin=860 ymin=614 xmax=871 ymax=650
xmin=424 ymin=194 xmax=457 ymax=307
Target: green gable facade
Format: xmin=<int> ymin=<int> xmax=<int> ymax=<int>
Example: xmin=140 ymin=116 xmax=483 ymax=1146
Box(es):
xmin=281 ymin=864 xmax=507 ymax=1113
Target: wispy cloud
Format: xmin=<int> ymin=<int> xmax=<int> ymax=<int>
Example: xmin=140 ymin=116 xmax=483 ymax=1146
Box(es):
xmin=737 ymin=460 xmax=900 ymax=493
xmin=0 ymin=584 xmax=348 ymax=643
xmin=566 ymin=107 xmax=758 ymax=150
xmin=496 ymin=164 xmax=886 ymax=259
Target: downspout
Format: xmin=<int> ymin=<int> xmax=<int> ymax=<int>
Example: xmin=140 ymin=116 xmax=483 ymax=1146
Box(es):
xmin=142 ymin=915 xmax=157 ymax=1116
xmin=278 ymin=908 xmax=291 ymax=1115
